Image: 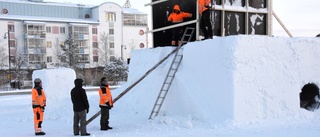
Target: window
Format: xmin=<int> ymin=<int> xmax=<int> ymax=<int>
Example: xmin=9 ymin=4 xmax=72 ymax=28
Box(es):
xmin=78 ymin=54 xmax=89 ymax=63
xmin=72 ymin=26 xmax=89 ymax=40
xmin=109 ymin=29 xmax=114 ymax=35
xmin=93 ymin=42 xmax=98 ymax=48
xmin=109 ymin=49 xmax=115 ymax=55
xmin=93 ymin=49 xmax=98 ymax=56
xmin=93 ymin=56 xmax=98 ymax=62
xmin=92 ymin=28 xmax=97 ymax=34
xmin=8 ymin=24 xmax=14 ymax=32
xmin=60 ymin=27 xmax=66 ymax=34
xmin=46 ymin=41 xmax=52 ymax=48
xmin=47 ymin=56 xmax=52 ymax=63
xmin=123 ymin=14 xmax=148 ymax=26
xmin=79 ymin=41 xmax=87 ymax=49
xmin=106 ymin=12 xmax=116 ymax=22
xmin=9 ymin=40 xmax=15 ymax=48
xmin=110 ymin=56 xmax=116 ymax=61
xmin=52 ymin=26 xmax=59 ymax=34
xmin=46 ymin=26 xmax=51 ymax=33
xmin=59 ymin=41 xmax=64 ymax=46
xmin=109 ymin=42 xmax=114 ymax=48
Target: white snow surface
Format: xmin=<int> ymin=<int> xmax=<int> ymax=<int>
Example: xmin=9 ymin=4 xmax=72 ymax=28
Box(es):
xmin=1 ymin=35 xmax=320 ymax=137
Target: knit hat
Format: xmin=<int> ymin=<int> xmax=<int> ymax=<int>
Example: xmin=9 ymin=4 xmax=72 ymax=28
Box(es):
xmin=34 ymin=78 xmax=41 ymax=84
xmin=101 ymin=77 xmax=108 ymax=85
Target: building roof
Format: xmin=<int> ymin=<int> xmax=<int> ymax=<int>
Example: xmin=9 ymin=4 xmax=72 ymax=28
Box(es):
xmin=123 ymin=8 xmax=147 ymax=15
xmin=0 ymin=0 xmax=95 ymax=8
xmin=0 ymin=14 xmax=99 ymax=24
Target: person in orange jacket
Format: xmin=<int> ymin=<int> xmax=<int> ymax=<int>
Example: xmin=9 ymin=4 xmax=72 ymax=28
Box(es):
xmin=31 ymin=78 xmax=46 ymax=136
xmin=167 ymin=4 xmax=192 ymax=46
xmin=198 ymin=0 xmax=213 ymax=40
xmin=99 ymin=77 xmax=113 ymax=130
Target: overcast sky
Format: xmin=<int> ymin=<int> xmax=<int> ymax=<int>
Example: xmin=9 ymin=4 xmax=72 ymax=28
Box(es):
xmin=47 ymin=0 xmax=320 ymax=37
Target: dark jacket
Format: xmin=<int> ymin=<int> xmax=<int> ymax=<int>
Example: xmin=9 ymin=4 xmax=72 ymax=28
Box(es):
xmin=71 ymin=79 xmax=89 ymax=112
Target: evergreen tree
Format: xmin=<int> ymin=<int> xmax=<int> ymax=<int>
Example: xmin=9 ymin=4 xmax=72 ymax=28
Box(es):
xmin=103 ymin=58 xmax=128 ymax=85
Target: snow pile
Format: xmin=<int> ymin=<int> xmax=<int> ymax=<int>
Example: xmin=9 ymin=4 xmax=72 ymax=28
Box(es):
xmin=115 ymin=35 xmax=320 ymax=125
xmin=32 ymin=68 xmax=76 ymax=121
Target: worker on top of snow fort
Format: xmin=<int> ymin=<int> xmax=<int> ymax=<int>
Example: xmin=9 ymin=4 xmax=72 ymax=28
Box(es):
xmin=31 ymin=78 xmax=46 ymax=136
xmin=167 ymin=4 xmax=192 ymax=46
xmin=198 ymin=0 xmax=213 ymax=40
xmin=98 ymin=77 xmax=113 ymax=130
xmin=71 ymin=78 xmax=90 ymax=136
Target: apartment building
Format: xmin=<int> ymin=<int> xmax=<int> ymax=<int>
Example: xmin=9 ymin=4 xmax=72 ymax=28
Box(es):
xmin=0 ymin=0 xmax=148 ymax=71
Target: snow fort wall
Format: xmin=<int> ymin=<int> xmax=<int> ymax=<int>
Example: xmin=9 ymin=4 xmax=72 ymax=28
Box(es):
xmin=182 ymin=35 xmax=320 ymax=123
xmin=118 ymin=35 xmax=320 ymax=124
xmin=231 ymin=36 xmax=320 ymax=121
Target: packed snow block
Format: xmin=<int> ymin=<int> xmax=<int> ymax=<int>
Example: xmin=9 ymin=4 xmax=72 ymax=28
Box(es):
xmin=32 ymin=68 xmax=76 ymax=120
xmin=117 ymin=36 xmax=320 ymax=124
xmin=181 ymin=35 xmax=320 ymax=123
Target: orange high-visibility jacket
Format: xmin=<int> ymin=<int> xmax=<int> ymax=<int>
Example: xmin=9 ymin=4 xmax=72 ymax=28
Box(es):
xmin=99 ymin=85 xmax=113 ymax=107
xmin=198 ymin=0 xmax=211 ymax=14
xmin=32 ymin=88 xmax=46 ymax=108
xmin=168 ymin=5 xmax=192 ymax=23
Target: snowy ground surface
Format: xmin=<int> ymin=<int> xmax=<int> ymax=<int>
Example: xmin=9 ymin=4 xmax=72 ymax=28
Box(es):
xmin=1 ymin=35 xmax=320 ymax=137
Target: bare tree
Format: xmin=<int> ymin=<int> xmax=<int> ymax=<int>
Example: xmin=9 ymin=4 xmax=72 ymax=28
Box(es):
xmin=91 ymin=32 xmax=111 ymax=85
xmin=97 ymin=32 xmax=110 ymax=66
xmin=51 ymin=38 xmax=64 ymax=68
xmin=0 ymin=46 xmax=8 ymax=69
xmin=10 ymin=52 xmax=28 ymax=89
xmin=0 ymin=46 xmax=9 ymax=87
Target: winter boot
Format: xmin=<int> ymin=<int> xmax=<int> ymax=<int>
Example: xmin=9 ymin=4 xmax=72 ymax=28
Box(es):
xmin=106 ymin=121 xmax=113 ymax=129
xmin=81 ymin=133 xmax=90 ymax=136
xmin=35 ymin=131 xmax=46 ymax=136
xmin=100 ymin=122 xmax=108 ymax=130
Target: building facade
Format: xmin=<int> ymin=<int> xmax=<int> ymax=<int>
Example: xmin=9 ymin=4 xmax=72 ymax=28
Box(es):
xmin=0 ymin=0 xmax=148 ymax=71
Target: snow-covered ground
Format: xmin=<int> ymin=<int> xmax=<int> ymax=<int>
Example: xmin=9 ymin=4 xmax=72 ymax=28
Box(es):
xmin=1 ymin=35 xmax=320 ymax=137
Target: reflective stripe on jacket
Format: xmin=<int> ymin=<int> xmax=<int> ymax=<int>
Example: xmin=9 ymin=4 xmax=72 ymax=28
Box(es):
xmin=99 ymin=85 xmax=113 ymax=107
xmin=32 ymin=88 xmax=46 ymax=108
xmin=198 ymin=0 xmax=211 ymax=14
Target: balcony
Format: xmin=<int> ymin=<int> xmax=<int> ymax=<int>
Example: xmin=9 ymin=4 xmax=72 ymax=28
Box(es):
xmin=25 ymin=32 xmax=46 ymax=39
xmin=27 ymin=47 xmax=46 ymax=54
xmin=73 ymin=34 xmax=89 ymax=40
